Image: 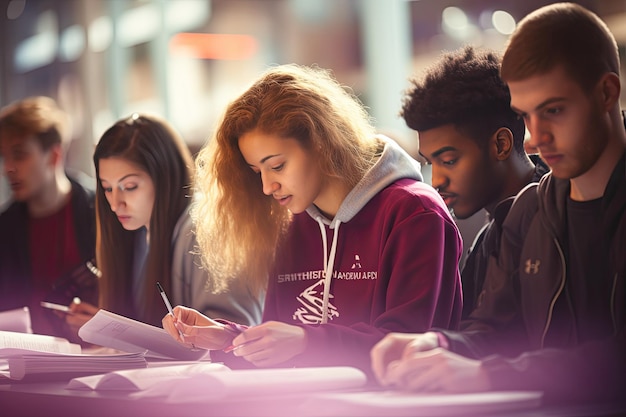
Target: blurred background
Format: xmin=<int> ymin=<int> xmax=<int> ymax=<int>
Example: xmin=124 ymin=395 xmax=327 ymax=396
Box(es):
xmin=1 ymin=0 xmax=625 ymax=255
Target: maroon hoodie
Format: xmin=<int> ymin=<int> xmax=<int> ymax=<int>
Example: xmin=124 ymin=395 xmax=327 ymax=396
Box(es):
xmin=263 ymin=137 xmax=463 ymax=374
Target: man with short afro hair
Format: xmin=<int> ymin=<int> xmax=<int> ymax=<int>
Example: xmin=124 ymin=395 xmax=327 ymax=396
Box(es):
xmin=401 ymin=45 xmax=547 ymax=317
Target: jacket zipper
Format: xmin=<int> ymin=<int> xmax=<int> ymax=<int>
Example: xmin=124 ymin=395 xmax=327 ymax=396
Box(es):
xmin=540 ymin=237 xmax=567 ymax=348
xmin=611 ymin=272 xmax=619 ymax=335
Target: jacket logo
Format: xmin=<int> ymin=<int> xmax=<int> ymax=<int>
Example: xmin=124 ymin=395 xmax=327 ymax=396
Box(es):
xmin=351 ymin=254 xmax=362 ymax=269
xmin=293 ymin=280 xmax=339 ymax=324
xmin=524 ymin=259 xmax=541 ymax=275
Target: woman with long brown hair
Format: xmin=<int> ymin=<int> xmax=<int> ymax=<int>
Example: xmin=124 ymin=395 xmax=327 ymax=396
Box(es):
xmin=66 ymin=114 xmax=262 ymax=331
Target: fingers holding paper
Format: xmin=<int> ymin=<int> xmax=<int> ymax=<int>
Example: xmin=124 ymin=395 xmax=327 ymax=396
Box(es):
xmin=162 ymin=305 xmax=233 ymax=350
xmin=229 ymin=321 xmax=307 ymax=367
xmin=378 ymin=347 xmax=491 ymax=393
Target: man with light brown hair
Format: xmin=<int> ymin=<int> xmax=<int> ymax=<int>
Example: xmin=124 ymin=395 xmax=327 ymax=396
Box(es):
xmin=371 ymin=3 xmax=626 ymax=406
xmin=0 ymin=96 xmax=97 ymax=343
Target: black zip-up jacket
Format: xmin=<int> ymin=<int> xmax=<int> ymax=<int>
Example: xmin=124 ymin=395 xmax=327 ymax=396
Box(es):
xmin=0 ymin=176 xmax=97 ymax=342
xmin=460 ymin=155 xmax=549 ymax=319
xmin=442 ymin=152 xmax=626 ymax=405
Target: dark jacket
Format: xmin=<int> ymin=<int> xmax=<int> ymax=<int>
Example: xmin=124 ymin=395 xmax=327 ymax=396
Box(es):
xmin=0 ymin=176 xmax=97 ymax=341
xmin=443 ymin=152 xmax=626 ymax=405
xmin=460 ymin=155 xmax=549 ymax=319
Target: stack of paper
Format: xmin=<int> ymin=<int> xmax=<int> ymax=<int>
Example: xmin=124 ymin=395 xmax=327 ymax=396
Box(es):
xmin=3 ymin=351 xmax=147 ymax=380
xmin=0 ymin=330 xmax=147 ymax=380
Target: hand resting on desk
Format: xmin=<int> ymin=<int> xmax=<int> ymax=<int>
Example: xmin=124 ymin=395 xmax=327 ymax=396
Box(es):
xmin=371 ymin=332 xmax=491 ymax=393
xmin=370 ymin=331 xmax=440 ymax=382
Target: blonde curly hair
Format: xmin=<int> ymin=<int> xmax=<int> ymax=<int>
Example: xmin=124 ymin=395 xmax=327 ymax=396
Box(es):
xmin=192 ymin=64 xmax=377 ymax=295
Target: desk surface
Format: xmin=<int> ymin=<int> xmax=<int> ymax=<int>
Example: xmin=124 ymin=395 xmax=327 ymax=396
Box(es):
xmin=1 ymin=380 xmax=302 ymax=417
xmin=2 ymin=380 xmax=625 ymax=417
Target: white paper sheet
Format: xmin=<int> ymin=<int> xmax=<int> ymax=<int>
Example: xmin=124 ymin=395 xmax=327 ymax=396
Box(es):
xmin=131 ymin=366 xmax=368 ymax=402
xmin=78 ymin=309 xmax=210 ymax=361
xmin=0 ymin=330 xmax=80 ymax=354
xmin=67 ymin=362 xmax=230 ymax=391
xmin=0 ymin=307 xmax=32 ymax=333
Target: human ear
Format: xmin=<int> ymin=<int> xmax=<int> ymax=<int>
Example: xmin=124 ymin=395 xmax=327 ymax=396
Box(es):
xmin=47 ymin=143 xmax=63 ymax=167
xmin=492 ymin=128 xmax=513 ymax=161
xmin=598 ymin=72 xmax=620 ymax=110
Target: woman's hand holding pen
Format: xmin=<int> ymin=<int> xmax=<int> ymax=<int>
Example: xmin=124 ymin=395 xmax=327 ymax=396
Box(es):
xmin=229 ymin=321 xmax=307 ymax=367
xmin=162 ymin=305 xmax=234 ymax=351
xmin=161 ymin=306 xmax=309 ymax=366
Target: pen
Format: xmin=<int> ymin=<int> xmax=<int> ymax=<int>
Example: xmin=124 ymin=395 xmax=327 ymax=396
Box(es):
xmin=156 ymin=281 xmax=185 ymax=340
xmin=40 ymin=301 xmax=70 ymax=313
xmin=224 ymin=342 xmax=247 ymax=353
xmin=40 ymin=297 xmax=82 ymax=313
xmin=221 ymin=322 xmax=248 ymax=353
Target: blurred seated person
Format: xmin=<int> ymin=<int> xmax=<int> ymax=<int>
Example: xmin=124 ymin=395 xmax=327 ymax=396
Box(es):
xmin=0 ymin=96 xmax=97 ymax=343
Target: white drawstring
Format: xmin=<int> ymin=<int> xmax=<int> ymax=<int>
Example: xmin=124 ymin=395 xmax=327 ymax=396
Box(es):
xmin=316 ymin=216 xmax=341 ymax=324
xmin=317 ymin=217 xmax=328 ymax=276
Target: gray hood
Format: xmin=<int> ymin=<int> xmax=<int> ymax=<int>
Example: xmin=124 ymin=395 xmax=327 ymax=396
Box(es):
xmin=303 ymin=134 xmax=422 ymax=324
xmin=306 ymin=134 xmax=423 ymax=227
